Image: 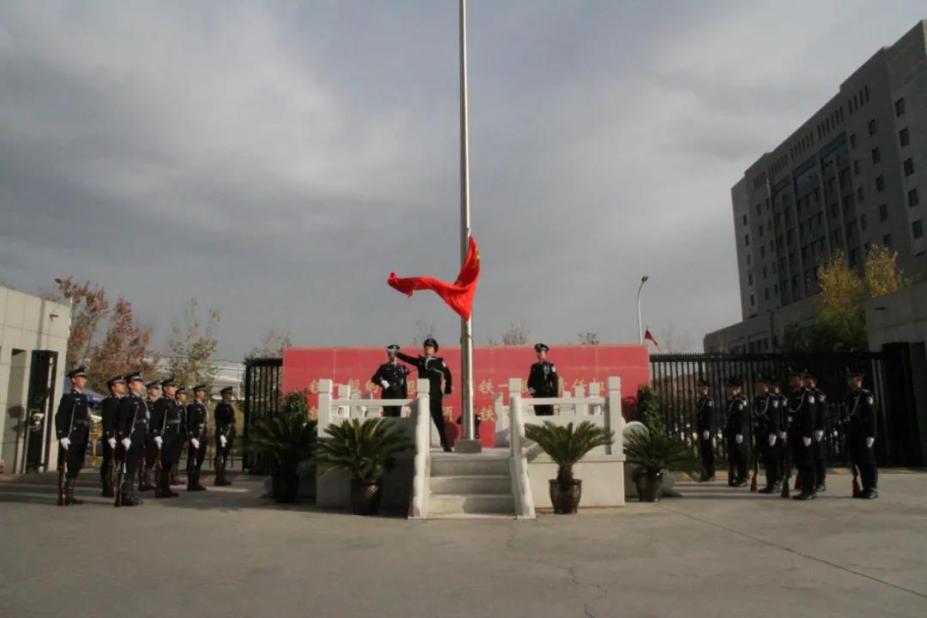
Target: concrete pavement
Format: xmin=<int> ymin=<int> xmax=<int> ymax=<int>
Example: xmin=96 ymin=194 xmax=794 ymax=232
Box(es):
xmin=1 ymin=470 xmax=926 ymax=617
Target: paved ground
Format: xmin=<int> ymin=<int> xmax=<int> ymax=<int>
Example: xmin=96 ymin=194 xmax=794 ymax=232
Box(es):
xmin=2 ymin=469 xmax=926 ymax=618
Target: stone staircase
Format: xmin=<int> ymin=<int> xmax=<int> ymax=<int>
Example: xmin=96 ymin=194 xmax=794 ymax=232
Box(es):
xmin=427 ymin=449 xmax=516 ymax=519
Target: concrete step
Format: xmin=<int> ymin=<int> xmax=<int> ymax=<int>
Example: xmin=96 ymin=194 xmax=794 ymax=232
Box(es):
xmin=429 ymin=493 xmax=515 ymax=516
xmin=430 ymin=456 xmax=510 ymax=477
xmin=429 ymin=475 xmax=511 ymax=495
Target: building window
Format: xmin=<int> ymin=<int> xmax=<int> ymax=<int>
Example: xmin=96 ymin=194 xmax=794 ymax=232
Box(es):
xmin=745 ymin=234 xmax=750 ymax=246
xmin=850 ymin=133 xmax=856 ymax=149
xmin=868 ymin=119 xmax=877 ymax=136
xmin=849 ymin=249 xmax=858 ymax=267
xmin=857 ymin=187 xmax=864 ymax=202
xmin=743 ymin=214 xmax=748 ymax=226
xmin=860 ymin=214 xmax=868 ymax=231
xmin=854 ymin=160 xmax=861 ymax=176
xmin=910 ymin=188 xmax=920 ymax=208
xmin=914 ymin=220 xmax=924 ymax=239
xmin=879 ymin=204 xmax=888 ymax=222
xmin=904 ymin=159 xmax=914 ymax=176
xmin=871 ymin=147 xmax=881 ymax=164
xmin=750 ymin=294 xmax=755 ymax=306
xmin=876 ymin=175 xmax=885 ymax=192
xmin=883 ymin=234 xmax=892 ymax=247
xmin=900 ymin=128 xmax=910 ymax=147
xmin=895 ymin=98 xmax=906 ymax=117
xmin=760 ymin=246 xmax=765 ymax=258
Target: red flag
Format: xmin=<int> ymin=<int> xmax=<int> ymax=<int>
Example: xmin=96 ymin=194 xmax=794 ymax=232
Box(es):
xmin=388 ymin=236 xmax=481 ymax=320
xmin=644 ymin=328 xmax=661 ymax=352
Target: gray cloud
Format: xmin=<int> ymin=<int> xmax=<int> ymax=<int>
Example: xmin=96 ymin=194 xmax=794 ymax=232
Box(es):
xmin=1 ymin=1 xmax=925 ymax=358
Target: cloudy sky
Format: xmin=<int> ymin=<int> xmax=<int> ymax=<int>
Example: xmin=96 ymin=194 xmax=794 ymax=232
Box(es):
xmin=1 ymin=1 xmax=924 ymax=358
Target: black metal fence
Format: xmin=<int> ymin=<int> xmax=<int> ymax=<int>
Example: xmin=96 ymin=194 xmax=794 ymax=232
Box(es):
xmin=243 ymin=357 xmax=283 ymax=472
xmin=649 ymin=353 xmax=893 ymax=466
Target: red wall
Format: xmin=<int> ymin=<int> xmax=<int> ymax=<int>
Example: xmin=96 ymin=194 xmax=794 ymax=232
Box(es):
xmin=282 ymin=344 xmax=651 ymax=447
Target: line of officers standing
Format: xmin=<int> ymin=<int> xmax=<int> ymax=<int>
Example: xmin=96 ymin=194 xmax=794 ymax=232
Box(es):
xmin=694 ymin=367 xmax=879 ymax=500
xmin=53 ymin=366 xmax=237 ymax=507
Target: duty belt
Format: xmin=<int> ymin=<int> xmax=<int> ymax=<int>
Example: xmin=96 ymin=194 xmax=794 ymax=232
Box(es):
xmin=167 ymin=420 xmax=182 ymax=426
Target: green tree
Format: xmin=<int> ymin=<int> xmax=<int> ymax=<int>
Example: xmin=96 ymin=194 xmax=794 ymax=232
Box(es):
xmin=167 ymin=299 xmax=221 ymax=387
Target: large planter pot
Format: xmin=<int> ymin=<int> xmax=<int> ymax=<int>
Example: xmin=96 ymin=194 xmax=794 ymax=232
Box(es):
xmin=271 ymin=472 xmax=300 ymax=503
xmin=350 ymin=479 xmax=383 ymax=516
xmin=635 ymin=471 xmax=664 ymax=502
xmin=549 ymin=479 xmax=582 ymax=514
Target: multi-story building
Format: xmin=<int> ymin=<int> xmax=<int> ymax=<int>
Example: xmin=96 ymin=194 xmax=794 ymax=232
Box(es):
xmin=706 ymin=20 xmax=927 ymax=353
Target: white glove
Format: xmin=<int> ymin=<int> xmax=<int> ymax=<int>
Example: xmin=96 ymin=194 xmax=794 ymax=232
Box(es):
xmin=528 ymin=388 xmax=536 ymax=395
xmin=803 ymin=436 xmax=812 ymax=447
xmin=768 ymin=434 xmax=777 ymax=447
xmin=865 ymin=436 xmax=875 ymax=448
xmin=107 ymin=437 xmax=116 ymax=449
xmin=779 ymin=431 xmax=788 ymax=441
xmin=702 ymin=431 xmax=709 ymax=441
xmin=814 ymin=430 xmax=824 ymax=441
xmin=735 ymin=434 xmax=743 ymax=445
xmin=191 ymin=438 xmax=200 ymax=450
xmin=380 ymin=380 xmax=389 ymax=389
xmin=121 ymin=438 xmax=131 ymax=449
xmin=59 ymin=437 xmax=70 ymax=450
xmin=154 ymin=436 xmax=163 ymax=448
xmin=220 ymin=435 xmax=227 ymax=448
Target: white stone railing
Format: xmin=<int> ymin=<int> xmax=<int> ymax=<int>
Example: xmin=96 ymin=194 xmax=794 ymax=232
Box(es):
xmin=316 ymin=378 xmax=429 ymax=512
xmin=508 ymin=378 xmax=536 ymax=519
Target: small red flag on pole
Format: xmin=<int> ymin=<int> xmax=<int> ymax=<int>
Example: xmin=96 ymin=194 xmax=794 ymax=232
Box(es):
xmin=644 ymin=328 xmax=662 ymax=352
xmin=388 ymin=236 xmax=481 ymax=320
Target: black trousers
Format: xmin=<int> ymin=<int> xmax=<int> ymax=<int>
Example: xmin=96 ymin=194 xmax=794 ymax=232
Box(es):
xmin=789 ymin=433 xmax=815 ymax=494
xmin=757 ymin=437 xmax=780 ymax=487
xmin=699 ymin=435 xmax=715 ymax=477
xmin=187 ymin=439 xmax=206 ymax=474
xmin=382 ymin=394 xmax=404 ymax=418
xmin=812 ymin=437 xmax=827 ymax=487
xmin=123 ymin=429 xmax=147 ymax=488
xmin=848 ymin=434 xmax=878 ymax=490
xmin=726 ymin=435 xmax=748 ymax=483
xmin=431 ymin=395 xmax=450 ymax=449
xmin=534 ymin=404 xmax=554 ymax=416
xmin=159 ymin=435 xmax=181 ymax=468
xmin=101 ymin=439 xmax=114 ymax=489
xmin=58 ymin=428 xmax=89 ymax=479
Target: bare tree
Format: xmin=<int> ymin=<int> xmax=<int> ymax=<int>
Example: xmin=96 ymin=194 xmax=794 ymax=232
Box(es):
xmin=411 ymin=320 xmax=435 ymax=346
xmin=166 ymin=299 xmax=221 ymax=387
xmin=578 ymin=332 xmax=600 ymax=345
xmin=502 ymin=323 xmax=529 ymax=345
xmin=246 ymin=329 xmax=292 ymax=360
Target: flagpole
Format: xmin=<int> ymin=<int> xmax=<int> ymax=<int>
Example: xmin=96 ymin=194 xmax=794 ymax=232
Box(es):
xmin=457 ymin=0 xmax=479 ymax=452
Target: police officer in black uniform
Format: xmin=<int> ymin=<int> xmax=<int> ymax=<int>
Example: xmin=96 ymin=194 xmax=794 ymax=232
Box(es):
xmin=99 ymin=375 xmax=126 ymax=498
xmin=54 ymin=366 xmax=92 ymax=506
xmin=527 ymin=343 xmax=559 ymax=416
xmin=786 ymin=369 xmax=817 ymax=501
xmin=845 ymin=369 xmax=879 ymax=499
xmin=695 ymin=378 xmax=715 ymax=482
xmin=151 ymin=377 xmax=184 ymax=498
xmin=139 ymin=380 xmax=161 ymax=491
xmin=753 ymin=374 xmax=782 ymax=493
xmin=771 ymin=379 xmax=789 ymax=487
xmin=372 ymin=345 xmax=410 ymax=417
xmin=214 ymin=386 xmax=236 ymax=486
xmin=724 ymin=377 xmax=749 ymax=488
xmin=186 ymin=384 xmax=210 ymax=491
xmin=805 ymin=372 xmax=828 ymax=492
xmin=397 ymin=338 xmax=453 ymax=452
xmin=115 ymin=373 xmax=149 ymax=507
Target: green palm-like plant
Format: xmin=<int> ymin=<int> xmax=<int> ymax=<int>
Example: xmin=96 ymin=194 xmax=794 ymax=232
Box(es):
xmin=246 ymin=412 xmax=317 ymax=475
xmin=525 ymin=421 xmax=614 ymax=484
xmin=623 ymin=428 xmax=698 ymax=478
xmin=315 ymin=418 xmax=413 ymax=484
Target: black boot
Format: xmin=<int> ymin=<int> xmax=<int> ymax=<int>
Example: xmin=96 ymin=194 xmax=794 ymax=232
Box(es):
xmin=139 ymin=467 xmax=155 ymax=491
xmin=66 ymin=479 xmax=84 ymax=505
xmin=192 ymin=471 xmax=207 ymax=491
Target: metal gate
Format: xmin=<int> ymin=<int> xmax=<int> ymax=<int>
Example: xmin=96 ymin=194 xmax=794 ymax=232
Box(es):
xmin=649 ymin=353 xmax=894 ymax=466
xmin=243 ymin=357 xmax=282 ymax=472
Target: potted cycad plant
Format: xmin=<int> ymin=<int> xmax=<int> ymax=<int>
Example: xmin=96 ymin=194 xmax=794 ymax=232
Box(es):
xmin=525 ymin=421 xmax=614 ymax=514
xmin=315 ymin=418 xmax=413 ymax=515
xmin=623 ymin=427 xmax=698 ymax=502
xmin=246 ymin=409 xmax=317 ymax=503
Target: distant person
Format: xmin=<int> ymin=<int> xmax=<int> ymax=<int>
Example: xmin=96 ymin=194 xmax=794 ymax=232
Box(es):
xmin=786 ymin=369 xmax=817 ymax=501
xmin=845 ymin=369 xmax=879 ymax=499
xmin=185 ymin=385 xmax=210 ymax=491
xmin=752 ymin=374 xmax=781 ymax=494
xmin=724 ymin=377 xmax=749 ymax=488
xmin=771 ymin=380 xmax=789 ymax=487
xmin=396 ymin=338 xmax=453 ymax=452
xmin=527 ymin=343 xmax=559 ymax=416
xmin=150 ymin=377 xmax=184 ymax=499
xmin=54 ymin=366 xmax=92 ymax=506
xmin=115 ymin=373 xmax=150 ymax=507
xmin=99 ymin=375 xmax=126 ymax=498
xmin=140 ymin=381 xmax=161 ymax=491
xmin=371 ymin=344 xmax=410 ymax=417
xmin=171 ymin=386 xmax=189 ymax=486
xmin=695 ymin=378 xmax=715 ymax=482
xmin=214 ymin=386 xmax=236 ymax=486
xmin=804 ymin=372 xmax=828 ymax=492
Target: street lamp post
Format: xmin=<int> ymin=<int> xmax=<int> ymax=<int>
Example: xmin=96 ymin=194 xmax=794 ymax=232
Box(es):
xmin=637 ymin=276 xmax=649 ymax=344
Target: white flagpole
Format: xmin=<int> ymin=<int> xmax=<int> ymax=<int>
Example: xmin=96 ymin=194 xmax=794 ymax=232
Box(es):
xmin=457 ymin=0 xmax=478 ymax=451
